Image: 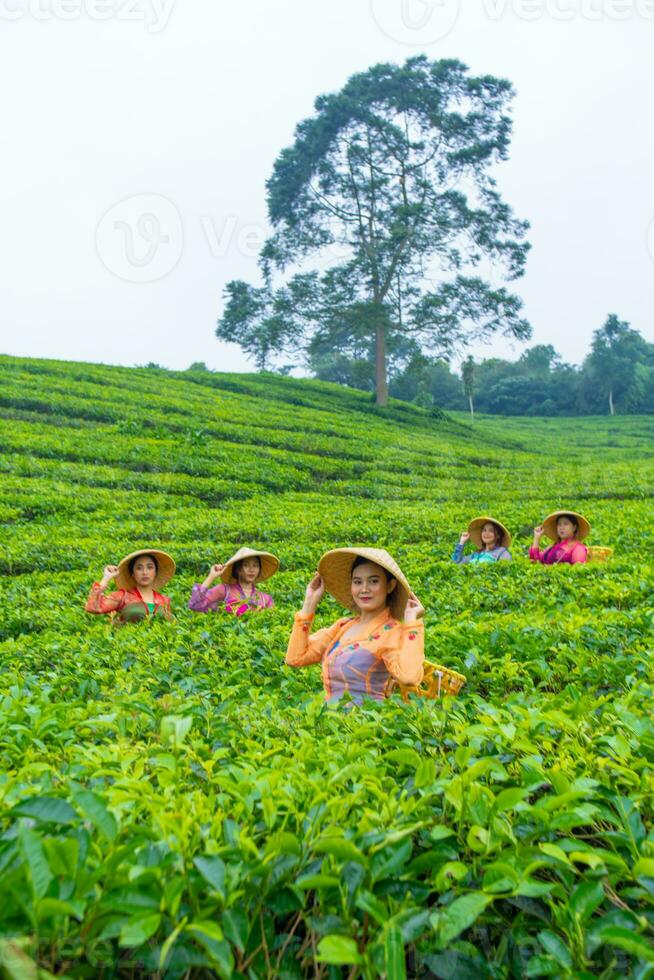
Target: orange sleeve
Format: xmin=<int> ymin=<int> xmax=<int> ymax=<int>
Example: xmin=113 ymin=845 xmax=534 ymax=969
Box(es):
xmin=380 ymin=621 xmax=424 ymax=686
xmin=285 ymin=614 xmax=347 ymax=668
xmin=85 ymin=583 xmax=125 ymax=615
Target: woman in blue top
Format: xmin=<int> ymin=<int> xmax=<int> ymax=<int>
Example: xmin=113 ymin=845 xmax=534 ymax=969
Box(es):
xmin=453 ymin=517 xmax=512 ymax=564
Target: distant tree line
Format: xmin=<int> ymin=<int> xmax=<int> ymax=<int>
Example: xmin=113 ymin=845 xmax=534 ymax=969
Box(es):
xmin=310 ymin=314 xmax=654 ymax=416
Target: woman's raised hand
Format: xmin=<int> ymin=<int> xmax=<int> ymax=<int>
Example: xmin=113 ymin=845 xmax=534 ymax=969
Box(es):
xmin=533 ymin=525 xmax=544 ymax=541
xmin=302 ymin=573 xmax=325 ymax=614
xmin=100 ymin=565 xmax=118 ymax=587
xmin=459 ymin=531 xmax=471 ymax=545
xmin=404 ymin=592 xmax=425 ymax=624
xmin=201 ymin=563 xmax=225 ymax=589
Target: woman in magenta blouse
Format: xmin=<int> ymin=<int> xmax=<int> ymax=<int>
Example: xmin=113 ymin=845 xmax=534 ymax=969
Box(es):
xmin=189 ymin=547 xmax=278 ymax=616
xmin=529 ymin=511 xmax=590 ymax=565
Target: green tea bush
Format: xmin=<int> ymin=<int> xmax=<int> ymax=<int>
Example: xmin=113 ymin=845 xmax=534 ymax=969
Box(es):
xmin=0 ymin=355 xmax=653 ymax=978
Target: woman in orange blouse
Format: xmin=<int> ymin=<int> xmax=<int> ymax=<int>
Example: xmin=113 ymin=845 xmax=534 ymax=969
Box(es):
xmin=286 ymin=547 xmax=424 ymax=705
xmin=85 ymin=549 xmax=175 ymax=624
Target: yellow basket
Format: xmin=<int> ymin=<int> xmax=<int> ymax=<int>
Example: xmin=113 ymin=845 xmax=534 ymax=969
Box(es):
xmin=587 ymin=546 xmax=613 ymax=562
xmin=393 ymin=660 xmax=467 ymax=702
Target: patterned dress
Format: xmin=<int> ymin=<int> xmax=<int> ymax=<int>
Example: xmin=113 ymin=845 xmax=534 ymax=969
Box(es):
xmin=189 ymin=582 xmax=274 ymax=616
xmin=286 ymin=607 xmax=424 ymax=704
xmin=529 ymin=541 xmax=588 ymax=565
xmin=85 ymin=584 xmax=171 ymax=624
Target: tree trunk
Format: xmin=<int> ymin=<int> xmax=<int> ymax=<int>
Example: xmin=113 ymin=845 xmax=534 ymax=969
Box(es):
xmin=468 ymin=394 xmax=474 ymax=423
xmin=608 ymin=389 xmax=615 ymax=416
xmin=375 ymin=320 xmax=388 ymax=407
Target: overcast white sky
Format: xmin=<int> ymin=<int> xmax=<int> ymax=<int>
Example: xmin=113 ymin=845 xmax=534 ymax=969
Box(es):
xmin=1 ymin=0 xmax=653 ymax=374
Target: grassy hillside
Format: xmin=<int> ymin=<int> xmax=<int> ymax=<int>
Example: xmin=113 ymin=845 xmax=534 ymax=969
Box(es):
xmin=0 ymin=354 xmax=653 ymax=978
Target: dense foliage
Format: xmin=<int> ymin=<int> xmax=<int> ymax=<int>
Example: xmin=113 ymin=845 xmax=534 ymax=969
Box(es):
xmin=0 ymin=354 xmax=653 ymax=978
xmin=322 ymin=321 xmax=654 ymax=418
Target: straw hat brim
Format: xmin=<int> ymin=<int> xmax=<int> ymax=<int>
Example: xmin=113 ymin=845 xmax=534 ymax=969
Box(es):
xmin=220 ymin=548 xmax=280 ymax=584
xmin=467 ymin=516 xmax=512 ymax=550
xmin=116 ymin=549 xmax=176 ymax=591
xmin=541 ymin=510 xmax=591 ymax=542
xmin=317 ymin=547 xmax=412 ymax=619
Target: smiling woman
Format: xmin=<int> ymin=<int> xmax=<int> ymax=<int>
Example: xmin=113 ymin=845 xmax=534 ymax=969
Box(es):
xmin=530 ymin=510 xmax=590 ymax=565
xmin=285 ymin=546 xmax=426 ymax=705
xmin=452 ymin=515 xmax=513 ymax=564
xmin=188 ymin=546 xmax=278 ymax=616
xmin=85 ymin=548 xmax=175 ymax=624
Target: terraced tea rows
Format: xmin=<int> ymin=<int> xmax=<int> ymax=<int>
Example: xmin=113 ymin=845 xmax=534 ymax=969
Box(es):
xmin=0 ymin=354 xmax=653 ymax=978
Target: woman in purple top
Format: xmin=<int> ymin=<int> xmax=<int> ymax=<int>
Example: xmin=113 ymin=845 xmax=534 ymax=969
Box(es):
xmin=189 ymin=547 xmax=278 ymax=616
xmin=529 ymin=511 xmax=589 ymax=565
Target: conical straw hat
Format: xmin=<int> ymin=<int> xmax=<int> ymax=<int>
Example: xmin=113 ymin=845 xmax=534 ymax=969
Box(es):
xmin=116 ymin=549 xmax=176 ymax=591
xmin=220 ymin=547 xmax=280 ymax=584
xmin=541 ymin=510 xmax=591 ymax=542
xmin=317 ymin=547 xmax=412 ymax=619
xmin=467 ymin=516 xmax=512 ymax=550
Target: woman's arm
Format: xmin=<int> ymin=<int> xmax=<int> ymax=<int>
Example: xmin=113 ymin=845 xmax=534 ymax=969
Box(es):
xmin=85 ymin=565 xmax=125 ymax=614
xmin=530 ymin=526 xmax=545 ymax=562
xmin=381 ymin=621 xmax=424 ymax=687
xmin=498 ymin=548 xmax=512 ymax=561
xmin=570 ymin=543 xmax=588 ymax=564
xmin=188 ymin=582 xmax=228 ymax=612
xmin=452 ymin=532 xmax=470 ymax=564
xmin=452 ymin=543 xmax=471 ymax=564
xmin=286 ymin=572 xmax=337 ymax=667
xmin=285 ymin=614 xmax=345 ymax=667
xmin=85 ymin=584 xmax=125 ymax=615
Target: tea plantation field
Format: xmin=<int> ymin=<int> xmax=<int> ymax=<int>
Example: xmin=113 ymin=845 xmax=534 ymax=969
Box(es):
xmin=0 ymin=354 xmax=653 ymax=979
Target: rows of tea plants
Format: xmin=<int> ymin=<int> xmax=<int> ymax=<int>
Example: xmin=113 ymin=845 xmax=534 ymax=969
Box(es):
xmin=0 ymin=354 xmax=653 ymax=978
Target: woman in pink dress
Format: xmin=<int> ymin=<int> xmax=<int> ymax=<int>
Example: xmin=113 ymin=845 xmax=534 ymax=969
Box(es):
xmin=529 ymin=511 xmax=590 ymax=565
xmin=188 ymin=547 xmax=278 ymax=616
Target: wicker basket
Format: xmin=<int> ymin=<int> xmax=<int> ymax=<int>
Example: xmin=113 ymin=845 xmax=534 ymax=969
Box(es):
xmin=587 ymin=546 xmax=613 ymax=562
xmin=392 ymin=660 xmax=467 ymax=702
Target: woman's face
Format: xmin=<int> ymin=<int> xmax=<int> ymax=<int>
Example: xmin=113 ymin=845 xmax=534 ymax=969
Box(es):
xmin=480 ymin=522 xmax=499 ymax=548
xmin=351 ymin=561 xmax=396 ymax=614
xmin=132 ymin=556 xmax=157 ymax=587
xmin=238 ymin=557 xmax=261 ymax=585
xmin=557 ymin=516 xmax=577 ymax=540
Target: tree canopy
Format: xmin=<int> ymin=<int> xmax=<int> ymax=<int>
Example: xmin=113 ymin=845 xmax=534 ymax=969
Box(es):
xmin=218 ymin=56 xmax=532 ymax=405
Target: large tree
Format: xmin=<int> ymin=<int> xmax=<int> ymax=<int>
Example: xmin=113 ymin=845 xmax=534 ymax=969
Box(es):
xmin=218 ymin=56 xmax=532 ymax=406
